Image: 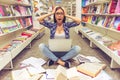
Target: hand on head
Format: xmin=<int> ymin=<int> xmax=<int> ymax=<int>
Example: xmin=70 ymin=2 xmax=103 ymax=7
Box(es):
xmin=61 ymin=7 xmax=67 ymax=16
xmin=52 ymin=6 xmax=58 ymax=14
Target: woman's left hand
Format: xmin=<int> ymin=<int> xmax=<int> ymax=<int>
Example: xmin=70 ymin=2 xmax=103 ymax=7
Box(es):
xmin=62 ymin=7 xmax=67 ymax=16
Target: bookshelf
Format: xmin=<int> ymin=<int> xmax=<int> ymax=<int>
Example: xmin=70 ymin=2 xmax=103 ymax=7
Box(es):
xmin=79 ymin=0 xmax=120 ymax=68
xmin=0 ymin=0 xmax=45 ymax=71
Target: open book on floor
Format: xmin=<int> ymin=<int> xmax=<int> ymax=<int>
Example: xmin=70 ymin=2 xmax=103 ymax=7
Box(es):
xmin=11 ymin=68 xmax=43 ymax=80
xmin=55 ymin=65 xmax=80 ymax=80
xmin=77 ymin=62 xmax=106 ymax=78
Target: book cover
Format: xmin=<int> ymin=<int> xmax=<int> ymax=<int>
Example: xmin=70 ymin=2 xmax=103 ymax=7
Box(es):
xmin=77 ymin=63 xmax=106 ymax=78
xmin=19 ymin=18 xmax=26 ymax=28
xmin=102 ymin=3 xmax=109 ymax=14
xmin=96 ymin=16 xmax=106 ymax=26
xmin=0 ymin=27 xmax=3 ymax=34
xmin=91 ymin=16 xmax=97 ymax=24
xmin=82 ymin=7 xmax=89 ymax=13
xmin=12 ymin=5 xmax=21 ymax=16
xmin=115 ymin=0 xmax=120 ymax=13
xmin=113 ymin=17 xmax=120 ymax=29
xmin=0 ymin=5 xmax=5 ymax=16
xmin=108 ymin=0 xmax=118 ymax=14
xmin=3 ymin=5 xmax=13 ymax=16
xmin=12 ymin=68 xmax=31 ymax=80
xmin=96 ymin=5 xmax=102 ymax=14
xmin=18 ymin=6 xmax=27 ymax=16
xmin=82 ymin=15 xmax=88 ymax=22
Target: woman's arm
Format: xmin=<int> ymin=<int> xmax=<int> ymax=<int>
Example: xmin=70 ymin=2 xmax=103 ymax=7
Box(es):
xmin=37 ymin=13 xmax=53 ymax=23
xmin=37 ymin=7 xmax=57 ymax=23
xmin=62 ymin=7 xmax=81 ymax=24
xmin=66 ymin=15 xmax=81 ymax=24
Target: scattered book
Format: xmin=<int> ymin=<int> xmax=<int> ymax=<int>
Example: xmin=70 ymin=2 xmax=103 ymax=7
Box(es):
xmin=11 ymin=68 xmax=43 ymax=80
xmin=77 ymin=62 xmax=106 ymax=78
xmin=55 ymin=65 xmax=80 ymax=80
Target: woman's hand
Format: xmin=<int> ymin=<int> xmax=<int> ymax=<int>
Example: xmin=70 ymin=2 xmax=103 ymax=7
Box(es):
xmin=52 ymin=6 xmax=58 ymax=14
xmin=62 ymin=7 xmax=67 ymax=16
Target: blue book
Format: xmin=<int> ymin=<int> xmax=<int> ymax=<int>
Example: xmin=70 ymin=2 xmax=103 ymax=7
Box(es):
xmin=114 ymin=17 xmax=120 ymax=29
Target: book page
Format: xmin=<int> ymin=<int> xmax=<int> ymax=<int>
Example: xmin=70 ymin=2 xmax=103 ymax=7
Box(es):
xmin=55 ymin=65 xmax=67 ymax=80
xmin=92 ymin=70 xmax=112 ymax=80
xmin=12 ymin=68 xmax=31 ymax=80
xmin=67 ymin=67 xmax=80 ymax=80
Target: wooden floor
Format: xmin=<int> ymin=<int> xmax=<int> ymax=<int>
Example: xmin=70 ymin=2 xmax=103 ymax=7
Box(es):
xmin=0 ymin=28 xmax=120 ymax=80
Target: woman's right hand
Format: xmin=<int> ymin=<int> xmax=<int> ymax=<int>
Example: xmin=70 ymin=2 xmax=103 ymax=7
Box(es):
xmin=52 ymin=6 xmax=58 ymax=14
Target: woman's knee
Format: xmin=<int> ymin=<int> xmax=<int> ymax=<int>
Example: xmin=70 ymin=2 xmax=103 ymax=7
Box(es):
xmin=39 ymin=43 xmax=46 ymax=51
xmin=73 ymin=45 xmax=81 ymax=54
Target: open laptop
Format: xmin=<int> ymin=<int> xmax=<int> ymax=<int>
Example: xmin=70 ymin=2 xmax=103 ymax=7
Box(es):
xmin=48 ymin=39 xmax=72 ymax=52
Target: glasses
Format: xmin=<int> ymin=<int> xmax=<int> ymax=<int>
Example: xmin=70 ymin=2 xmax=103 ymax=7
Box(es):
xmin=55 ymin=12 xmax=64 ymax=15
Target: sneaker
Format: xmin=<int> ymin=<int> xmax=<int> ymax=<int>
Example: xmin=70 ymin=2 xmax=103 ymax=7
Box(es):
xmin=47 ymin=60 xmax=54 ymax=66
xmin=64 ymin=61 xmax=71 ymax=68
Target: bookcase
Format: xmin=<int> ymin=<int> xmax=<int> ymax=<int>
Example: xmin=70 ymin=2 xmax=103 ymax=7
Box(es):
xmin=79 ymin=0 xmax=120 ymax=68
xmin=0 ymin=0 xmax=45 ymax=71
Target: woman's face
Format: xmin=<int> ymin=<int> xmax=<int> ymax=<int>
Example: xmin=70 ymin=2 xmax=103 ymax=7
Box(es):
xmin=55 ymin=8 xmax=64 ymax=24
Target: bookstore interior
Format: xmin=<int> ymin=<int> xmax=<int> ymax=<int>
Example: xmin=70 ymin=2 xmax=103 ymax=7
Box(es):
xmin=0 ymin=0 xmax=120 ymax=80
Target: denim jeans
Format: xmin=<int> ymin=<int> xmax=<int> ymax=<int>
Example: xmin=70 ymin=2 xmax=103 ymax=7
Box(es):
xmin=39 ymin=43 xmax=81 ymax=61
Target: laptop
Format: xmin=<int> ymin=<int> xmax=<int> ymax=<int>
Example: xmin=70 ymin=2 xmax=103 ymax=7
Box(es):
xmin=48 ymin=39 xmax=72 ymax=52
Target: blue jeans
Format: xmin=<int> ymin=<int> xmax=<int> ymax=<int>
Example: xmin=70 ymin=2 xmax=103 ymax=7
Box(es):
xmin=39 ymin=43 xmax=81 ymax=61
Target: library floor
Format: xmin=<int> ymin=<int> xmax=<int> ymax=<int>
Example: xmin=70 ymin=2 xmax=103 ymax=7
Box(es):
xmin=0 ymin=28 xmax=120 ymax=80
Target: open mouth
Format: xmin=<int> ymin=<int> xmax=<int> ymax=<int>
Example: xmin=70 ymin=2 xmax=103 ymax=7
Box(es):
xmin=58 ymin=19 xmax=62 ymax=21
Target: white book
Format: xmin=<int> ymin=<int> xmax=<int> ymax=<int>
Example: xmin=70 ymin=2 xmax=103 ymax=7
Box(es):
xmin=20 ymin=57 xmax=46 ymax=67
xmin=12 ymin=68 xmax=31 ymax=80
xmin=55 ymin=65 xmax=80 ymax=80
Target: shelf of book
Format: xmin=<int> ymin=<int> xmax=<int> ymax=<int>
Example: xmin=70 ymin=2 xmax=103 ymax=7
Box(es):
xmin=0 ymin=0 xmax=45 ymax=71
xmin=80 ymin=0 xmax=120 ymax=68
xmin=82 ymin=21 xmax=120 ymax=33
xmin=0 ymin=0 xmax=31 ymax=6
xmin=82 ymin=0 xmax=110 ymax=7
xmin=0 ymin=15 xmax=32 ymax=19
xmin=82 ymin=13 xmax=120 ymax=16
xmin=11 ymin=31 xmax=40 ymax=59
xmin=79 ymin=25 xmax=120 ymax=68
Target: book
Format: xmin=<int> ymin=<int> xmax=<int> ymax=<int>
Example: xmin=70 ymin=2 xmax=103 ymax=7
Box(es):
xmin=115 ymin=0 xmax=120 ymax=13
xmin=12 ymin=68 xmax=31 ymax=80
xmin=11 ymin=5 xmax=21 ymax=16
xmin=12 ymin=68 xmax=43 ymax=80
xmin=108 ymin=0 xmax=118 ymax=14
xmin=91 ymin=16 xmax=97 ymax=24
xmin=0 ymin=27 xmax=3 ymax=34
xmin=55 ymin=65 xmax=80 ymax=80
xmin=92 ymin=70 xmax=112 ymax=80
xmin=96 ymin=16 xmax=105 ymax=26
xmin=0 ymin=5 xmax=5 ymax=16
xmin=18 ymin=6 xmax=27 ymax=16
xmin=77 ymin=63 xmax=106 ymax=78
xmin=96 ymin=5 xmax=102 ymax=14
xmin=102 ymin=3 xmax=109 ymax=14
xmin=74 ymin=54 xmax=101 ymax=64
xmin=108 ymin=40 xmax=120 ymax=51
xmin=113 ymin=17 xmax=120 ymax=30
xmin=3 ymin=5 xmax=13 ymax=16
xmin=82 ymin=7 xmax=89 ymax=13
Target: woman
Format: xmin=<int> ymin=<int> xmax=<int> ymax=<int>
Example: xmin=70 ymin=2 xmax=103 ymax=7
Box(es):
xmin=38 ymin=6 xmax=81 ymax=68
